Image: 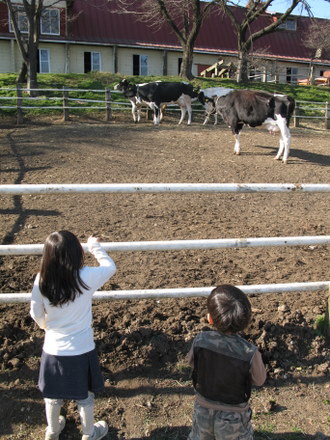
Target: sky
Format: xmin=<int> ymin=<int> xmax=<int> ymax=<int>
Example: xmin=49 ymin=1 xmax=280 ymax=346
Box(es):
xmin=267 ymin=0 xmax=330 ymax=19
xmin=234 ymin=0 xmax=330 ymax=19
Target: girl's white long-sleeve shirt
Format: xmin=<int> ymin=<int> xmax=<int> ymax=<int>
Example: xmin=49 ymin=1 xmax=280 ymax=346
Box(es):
xmin=30 ymin=241 xmax=116 ymax=356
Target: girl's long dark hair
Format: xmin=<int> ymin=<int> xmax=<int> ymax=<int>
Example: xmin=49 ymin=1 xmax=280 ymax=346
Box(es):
xmin=39 ymin=230 xmax=89 ymax=306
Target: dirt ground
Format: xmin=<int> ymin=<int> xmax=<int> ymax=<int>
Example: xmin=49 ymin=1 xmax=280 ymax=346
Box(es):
xmin=0 ymin=110 xmax=329 ymax=440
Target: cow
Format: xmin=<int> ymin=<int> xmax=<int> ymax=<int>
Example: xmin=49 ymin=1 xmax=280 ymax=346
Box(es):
xmin=197 ymin=87 xmax=233 ymax=125
xmin=215 ymin=89 xmax=295 ymax=163
xmin=114 ymin=79 xmax=166 ymax=123
xmin=115 ymin=79 xmax=197 ymax=125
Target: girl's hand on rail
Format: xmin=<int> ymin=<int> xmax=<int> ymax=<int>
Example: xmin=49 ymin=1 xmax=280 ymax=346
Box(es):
xmin=87 ymin=235 xmax=101 ymax=251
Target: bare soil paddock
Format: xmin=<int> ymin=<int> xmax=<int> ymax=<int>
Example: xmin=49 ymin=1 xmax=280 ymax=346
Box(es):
xmin=0 ymin=112 xmax=329 ymax=439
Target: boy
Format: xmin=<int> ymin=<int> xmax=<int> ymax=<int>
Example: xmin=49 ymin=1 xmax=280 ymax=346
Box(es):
xmin=187 ymin=285 xmax=266 ymax=440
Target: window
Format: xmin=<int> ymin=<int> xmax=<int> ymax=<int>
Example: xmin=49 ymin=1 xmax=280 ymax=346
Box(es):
xmin=38 ymin=49 xmax=50 ymax=73
xmin=41 ymin=9 xmax=60 ymax=35
xmin=9 ymin=8 xmax=28 ymax=33
xmin=133 ymin=55 xmax=148 ymax=75
xmin=84 ymin=52 xmax=101 ymax=73
xmin=286 ymin=67 xmax=298 ymax=84
xmin=9 ymin=7 xmax=60 ymax=35
xmin=279 ymin=18 xmax=296 ymax=31
xmin=249 ymin=67 xmax=263 ymax=82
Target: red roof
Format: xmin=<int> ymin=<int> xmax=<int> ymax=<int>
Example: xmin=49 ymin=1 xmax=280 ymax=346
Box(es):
xmin=0 ymin=0 xmax=329 ymax=64
xmin=67 ymin=0 xmax=330 ymax=63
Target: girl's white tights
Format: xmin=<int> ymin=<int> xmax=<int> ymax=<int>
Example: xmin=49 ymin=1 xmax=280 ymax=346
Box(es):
xmin=77 ymin=392 xmax=95 ymax=436
xmin=44 ymin=398 xmax=63 ymax=434
xmin=44 ymin=392 xmax=95 ymax=436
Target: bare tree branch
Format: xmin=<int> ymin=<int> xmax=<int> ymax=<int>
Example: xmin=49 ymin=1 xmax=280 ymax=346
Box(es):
xmin=215 ymin=0 xmax=311 ymax=82
xmin=108 ymin=0 xmax=217 ymax=79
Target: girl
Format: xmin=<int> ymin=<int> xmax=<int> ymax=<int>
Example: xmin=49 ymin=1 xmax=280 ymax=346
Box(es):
xmin=30 ymin=231 xmax=116 ymax=440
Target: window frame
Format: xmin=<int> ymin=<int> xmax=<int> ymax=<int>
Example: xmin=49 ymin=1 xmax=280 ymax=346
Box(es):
xmin=41 ymin=8 xmax=60 ymax=36
xmin=9 ymin=8 xmax=29 ymax=33
xmin=84 ymin=51 xmax=101 ymax=73
xmin=38 ymin=48 xmax=50 ymax=73
xmin=279 ymin=18 xmax=297 ymax=31
xmin=9 ymin=7 xmax=60 ymax=35
xmin=133 ymin=54 xmax=149 ymax=76
xmin=286 ymin=67 xmax=298 ymax=84
xmin=91 ymin=51 xmax=101 ymax=72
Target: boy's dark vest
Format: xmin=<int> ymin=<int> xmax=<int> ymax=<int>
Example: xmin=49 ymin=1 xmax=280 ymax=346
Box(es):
xmin=192 ymin=331 xmax=257 ymax=405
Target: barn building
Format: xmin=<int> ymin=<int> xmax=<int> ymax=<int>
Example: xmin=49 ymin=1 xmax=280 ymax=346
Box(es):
xmin=0 ymin=0 xmax=329 ymax=83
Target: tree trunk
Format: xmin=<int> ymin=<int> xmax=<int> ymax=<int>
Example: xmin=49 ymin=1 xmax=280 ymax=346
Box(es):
xmin=179 ymin=44 xmax=194 ymax=80
xmin=308 ymin=61 xmax=315 ymax=85
xmin=236 ymin=50 xmax=249 ymax=83
xmin=27 ymin=45 xmax=38 ymax=96
xmin=17 ymin=62 xmax=28 ymax=84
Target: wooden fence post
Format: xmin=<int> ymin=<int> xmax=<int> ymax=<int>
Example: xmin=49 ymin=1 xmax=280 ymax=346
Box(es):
xmin=325 ymin=102 xmax=330 ymax=130
xmin=62 ymin=87 xmax=69 ymax=121
xmin=293 ymin=102 xmax=300 ymax=128
xmin=16 ymin=83 xmax=23 ymax=125
xmin=105 ymin=88 xmax=112 ymax=122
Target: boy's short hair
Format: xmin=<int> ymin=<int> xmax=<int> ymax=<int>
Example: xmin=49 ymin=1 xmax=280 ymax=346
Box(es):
xmin=207 ymin=285 xmax=252 ymax=333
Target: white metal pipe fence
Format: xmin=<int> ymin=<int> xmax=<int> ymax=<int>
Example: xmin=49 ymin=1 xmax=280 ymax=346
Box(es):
xmin=1 ymin=183 xmax=330 ymax=194
xmin=1 ymin=182 xmax=329 ymax=303
xmin=1 ymin=282 xmax=329 ymax=304
xmin=1 ymin=236 xmax=329 ymax=256
xmin=0 ymin=87 xmax=329 ymax=128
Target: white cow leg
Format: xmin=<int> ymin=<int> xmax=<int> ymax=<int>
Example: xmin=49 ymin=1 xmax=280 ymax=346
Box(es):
xmin=132 ymin=104 xmax=137 ymax=123
xmin=187 ymin=107 xmax=192 ymax=125
xmin=178 ymin=107 xmax=186 ymax=125
xmin=153 ymin=105 xmax=161 ymax=125
xmin=137 ymin=104 xmax=141 ymax=123
xmin=275 ymin=138 xmax=285 ymax=161
xmin=213 ymin=114 xmax=218 ymax=125
xmin=203 ymin=115 xmax=209 ymax=125
xmin=275 ymin=116 xmax=291 ymax=163
xmin=282 ymin=133 xmax=291 ymax=164
xmin=234 ymin=133 xmax=241 ymax=155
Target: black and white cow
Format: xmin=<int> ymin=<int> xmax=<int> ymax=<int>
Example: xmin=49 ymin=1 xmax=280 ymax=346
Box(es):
xmin=115 ymin=79 xmax=197 ymax=125
xmin=197 ymin=87 xmax=233 ymax=125
xmin=114 ymin=79 xmax=166 ymax=123
xmin=215 ymin=89 xmax=295 ymax=163
xmin=114 ymin=79 xmax=147 ymax=123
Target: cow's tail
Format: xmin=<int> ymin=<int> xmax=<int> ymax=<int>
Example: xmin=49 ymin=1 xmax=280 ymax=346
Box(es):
xmin=286 ymin=97 xmax=295 ymax=126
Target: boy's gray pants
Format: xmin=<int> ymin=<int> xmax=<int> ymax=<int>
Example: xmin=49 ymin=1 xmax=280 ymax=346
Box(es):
xmin=188 ymin=401 xmax=254 ymax=440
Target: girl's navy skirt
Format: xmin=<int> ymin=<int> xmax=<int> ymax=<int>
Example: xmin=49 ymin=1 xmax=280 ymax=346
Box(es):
xmin=38 ymin=348 xmax=104 ymax=400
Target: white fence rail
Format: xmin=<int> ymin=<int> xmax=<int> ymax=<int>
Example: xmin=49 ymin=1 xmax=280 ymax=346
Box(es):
xmin=1 ymin=182 xmax=329 ymax=303
xmin=1 ymin=183 xmax=330 ymax=194
xmin=1 ymin=236 xmax=329 ymax=256
xmin=1 ymin=87 xmax=329 ymax=128
xmin=1 ymin=282 xmax=329 ymax=304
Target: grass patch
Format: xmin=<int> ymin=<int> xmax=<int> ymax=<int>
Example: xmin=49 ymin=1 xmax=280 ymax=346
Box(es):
xmin=1 ymin=72 xmax=330 ymax=101
xmin=315 ymin=314 xmax=328 ymax=337
xmin=1 ymin=72 xmax=330 ymax=120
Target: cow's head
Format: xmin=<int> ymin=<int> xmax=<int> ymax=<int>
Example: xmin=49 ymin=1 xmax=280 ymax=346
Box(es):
xmin=197 ymin=91 xmax=206 ymax=105
xmin=191 ymin=86 xmax=200 ymax=99
xmin=114 ymin=79 xmax=131 ymax=91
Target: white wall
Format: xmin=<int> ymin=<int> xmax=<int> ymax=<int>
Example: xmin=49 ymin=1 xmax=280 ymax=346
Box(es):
xmin=1 ymin=39 xmax=329 ymax=83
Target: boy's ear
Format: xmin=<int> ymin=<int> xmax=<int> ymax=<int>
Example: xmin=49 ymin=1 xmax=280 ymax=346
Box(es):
xmin=207 ymin=313 xmax=213 ymax=325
